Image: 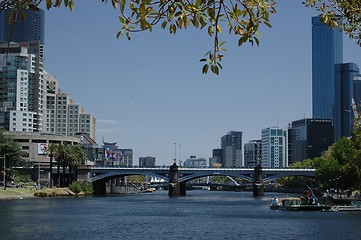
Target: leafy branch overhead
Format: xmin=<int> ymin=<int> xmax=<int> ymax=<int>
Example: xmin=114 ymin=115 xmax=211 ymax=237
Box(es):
xmin=110 ymin=0 xmax=277 ymax=75
xmin=1 ymin=1 xmax=361 ymax=75
xmin=304 ymin=0 xmax=361 ymax=46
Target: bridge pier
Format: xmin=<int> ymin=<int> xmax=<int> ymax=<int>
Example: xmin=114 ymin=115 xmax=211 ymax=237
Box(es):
xmin=169 ymin=163 xmax=186 ymax=196
xmin=92 ymin=180 xmax=106 ymax=195
xmin=253 ymin=165 xmax=264 ymax=197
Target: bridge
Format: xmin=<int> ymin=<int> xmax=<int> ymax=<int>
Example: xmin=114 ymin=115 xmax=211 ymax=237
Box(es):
xmin=90 ymin=164 xmax=316 ymax=196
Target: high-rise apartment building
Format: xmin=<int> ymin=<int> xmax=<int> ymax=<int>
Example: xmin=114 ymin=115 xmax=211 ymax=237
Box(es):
xmin=221 ymin=131 xmax=243 ymax=167
xmin=0 ymin=8 xmax=45 ymax=44
xmin=0 ymin=42 xmax=44 ymax=131
xmin=288 ymin=118 xmax=333 ymax=165
xmin=261 ymin=127 xmax=288 ymax=168
xmin=312 ymin=15 xmax=343 ymax=120
xmin=244 ymin=140 xmax=262 ymax=168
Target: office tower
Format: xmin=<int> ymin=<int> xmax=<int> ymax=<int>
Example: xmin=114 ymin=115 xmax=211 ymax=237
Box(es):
xmin=261 ymin=127 xmax=288 ymax=168
xmin=139 ymin=156 xmax=156 ymax=167
xmin=0 ymin=7 xmax=45 ymax=44
xmin=183 ymin=156 xmax=208 ymax=167
xmin=0 ymin=42 xmax=44 ymax=131
xmin=334 ymin=63 xmax=361 ymax=140
xmin=288 ymin=118 xmax=334 ymax=165
xmin=312 ymin=15 xmax=343 ymax=120
xmin=221 ymin=131 xmax=243 ymax=167
xmin=244 ymin=140 xmax=262 ymax=168
xmin=209 ymin=148 xmax=223 ymax=167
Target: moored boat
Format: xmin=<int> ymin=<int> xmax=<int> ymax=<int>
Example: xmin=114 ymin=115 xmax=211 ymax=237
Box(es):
xmin=270 ymin=185 xmax=331 ymax=211
xmin=270 ymin=197 xmax=331 ymax=211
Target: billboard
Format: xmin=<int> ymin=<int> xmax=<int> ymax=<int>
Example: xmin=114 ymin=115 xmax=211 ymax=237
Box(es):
xmin=38 ymin=143 xmax=48 ymax=155
xmin=104 ymin=149 xmax=123 ymax=166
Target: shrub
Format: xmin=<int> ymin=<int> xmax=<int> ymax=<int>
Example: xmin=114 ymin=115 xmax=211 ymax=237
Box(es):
xmin=69 ymin=181 xmax=93 ymax=195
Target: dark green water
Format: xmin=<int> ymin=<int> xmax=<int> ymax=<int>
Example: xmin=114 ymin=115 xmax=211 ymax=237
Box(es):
xmin=0 ymin=190 xmax=360 ymax=240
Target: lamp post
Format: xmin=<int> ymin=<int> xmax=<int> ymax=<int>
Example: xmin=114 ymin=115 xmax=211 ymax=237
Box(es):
xmin=49 ymin=152 xmax=53 ymax=188
xmin=1 ymin=155 xmax=5 ymax=190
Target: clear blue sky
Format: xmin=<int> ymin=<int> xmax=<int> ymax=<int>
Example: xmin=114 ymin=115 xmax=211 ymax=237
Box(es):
xmin=42 ymin=1 xmax=361 ymax=165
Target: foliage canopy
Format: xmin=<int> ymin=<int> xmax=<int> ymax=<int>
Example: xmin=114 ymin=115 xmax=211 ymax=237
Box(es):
xmin=1 ymin=0 xmax=361 ymax=75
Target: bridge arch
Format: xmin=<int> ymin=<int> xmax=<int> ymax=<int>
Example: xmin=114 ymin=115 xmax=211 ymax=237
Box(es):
xmin=91 ymin=171 xmax=169 ymax=183
xmin=179 ymin=172 xmax=253 ymax=183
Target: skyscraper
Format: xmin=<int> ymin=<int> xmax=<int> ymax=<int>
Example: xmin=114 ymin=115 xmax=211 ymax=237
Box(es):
xmin=0 ymin=8 xmax=45 ymax=44
xmin=261 ymin=127 xmax=288 ymax=168
xmin=312 ymin=15 xmax=343 ymax=120
xmin=244 ymin=140 xmax=261 ymax=167
xmin=0 ymin=42 xmax=44 ymax=132
xmin=221 ymin=131 xmax=243 ymax=167
xmin=288 ymin=118 xmax=333 ymax=164
xmin=334 ymin=63 xmax=361 ymax=140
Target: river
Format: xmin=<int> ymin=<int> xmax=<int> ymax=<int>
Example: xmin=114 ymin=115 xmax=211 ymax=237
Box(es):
xmin=0 ymin=190 xmax=360 ymax=240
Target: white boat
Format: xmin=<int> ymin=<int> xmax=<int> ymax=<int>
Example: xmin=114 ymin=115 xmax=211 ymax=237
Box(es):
xmin=326 ymin=205 xmax=361 ymax=212
xmin=270 ymin=197 xmax=331 ymax=211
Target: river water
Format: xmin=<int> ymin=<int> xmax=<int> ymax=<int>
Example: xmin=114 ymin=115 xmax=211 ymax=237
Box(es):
xmin=0 ymin=190 xmax=360 ymax=240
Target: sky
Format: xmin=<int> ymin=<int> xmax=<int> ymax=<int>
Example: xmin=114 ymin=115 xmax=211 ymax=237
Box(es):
xmin=42 ymin=1 xmax=361 ymax=166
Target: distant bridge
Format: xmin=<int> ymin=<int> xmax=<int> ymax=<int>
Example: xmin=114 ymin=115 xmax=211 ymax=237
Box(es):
xmin=90 ymin=166 xmax=316 ymax=196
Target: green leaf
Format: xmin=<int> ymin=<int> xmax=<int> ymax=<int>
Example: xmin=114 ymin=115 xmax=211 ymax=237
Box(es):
xmin=20 ymin=10 xmax=27 ymax=22
xmin=202 ymin=64 xmax=209 ymax=74
xmin=112 ymin=0 xmax=118 ymax=8
xmin=126 ymin=32 xmax=131 ymax=41
xmin=69 ymin=1 xmax=74 ymax=11
xmin=208 ymin=26 xmax=214 ymax=36
xmin=199 ymin=58 xmax=207 ymax=62
xmin=116 ymin=31 xmax=122 ymax=39
xmin=46 ymin=0 xmax=52 ymax=10
xmin=238 ymin=36 xmax=247 ymax=46
xmin=161 ymin=21 xmax=167 ymax=29
xmin=121 ymin=0 xmax=126 ymax=10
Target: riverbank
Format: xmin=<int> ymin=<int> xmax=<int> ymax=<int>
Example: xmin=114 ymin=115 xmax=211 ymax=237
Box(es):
xmin=0 ymin=187 xmax=79 ymax=200
xmin=0 ymin=187 xmax=36 ymax=200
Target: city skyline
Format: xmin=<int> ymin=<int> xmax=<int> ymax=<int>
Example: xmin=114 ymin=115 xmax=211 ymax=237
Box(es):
xmin=42 ymin=1 xmax=361 ymax=165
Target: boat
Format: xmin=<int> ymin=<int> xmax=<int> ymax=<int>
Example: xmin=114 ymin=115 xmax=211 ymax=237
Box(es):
xmin=325 ymin=205 xmax=361 ymax=212
xmin=270 ymin=197 xmax=331 ymax=211
xmin=270 ymin=185 xmax=331 ymax=211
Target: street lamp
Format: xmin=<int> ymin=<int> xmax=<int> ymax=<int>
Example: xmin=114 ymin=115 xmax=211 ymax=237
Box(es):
xmin=1 ymin=155 xmax=5 ymax=190
xmin=1 ymin=154 xmax=9 ymax=190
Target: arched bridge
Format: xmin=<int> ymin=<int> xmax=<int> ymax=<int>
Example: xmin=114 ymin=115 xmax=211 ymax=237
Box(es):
xmin=90 ymin=165 xmax=316 ymax=196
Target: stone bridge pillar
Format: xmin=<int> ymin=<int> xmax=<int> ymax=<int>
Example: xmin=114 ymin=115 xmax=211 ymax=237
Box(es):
xmin=253 ymin=164 xmax=264 ymax=197
xmin=92 ymin=180 xmax=106 ymax=195
xmin=169 ymin=163 xmax=185 ymax=196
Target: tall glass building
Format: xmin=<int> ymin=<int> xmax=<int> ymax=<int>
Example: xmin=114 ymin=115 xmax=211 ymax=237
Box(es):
xmin=334 ymin=63 xmax=361 ymax=140
xmin=288 ymin=118 xmax=333 ymax=164
xmin=0 ymin=8 xmax=45 ymax=44
xmin=312 ymin=16 xmax=343 ymax=120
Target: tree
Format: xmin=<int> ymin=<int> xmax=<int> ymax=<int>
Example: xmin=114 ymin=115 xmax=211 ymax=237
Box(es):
xmin=0 ymin=129 xmax=25 ymax=188
xmin=50 ymin=143 xmax=87 ymax=187
xmin=0 ymin=129 xmax=24 ymax=167
xmin=1 ymin=0 xmax=361 ymax=75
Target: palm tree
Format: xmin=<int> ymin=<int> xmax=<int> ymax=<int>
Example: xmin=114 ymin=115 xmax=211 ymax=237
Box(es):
xmin=50 ymin=143 xmax=87 ymax=187
xmin=68 ymin=144 xmax=87 ymax=184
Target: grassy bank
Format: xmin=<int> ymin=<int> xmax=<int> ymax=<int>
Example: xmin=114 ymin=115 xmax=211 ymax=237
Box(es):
xmin=0 ymin=187 xmax=79 ymax=200
xmin=0 ymin=187 xmax=36 ymax=200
